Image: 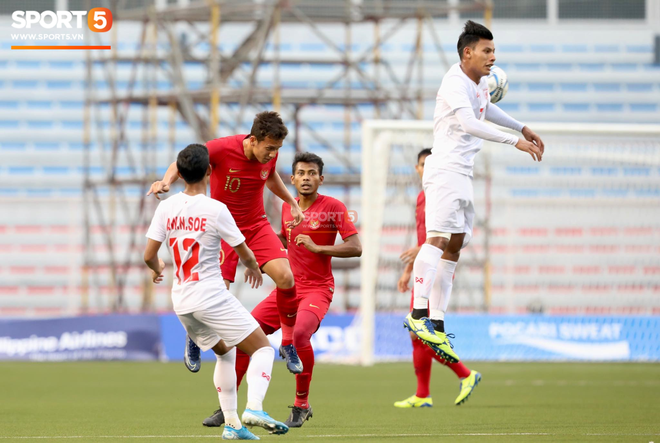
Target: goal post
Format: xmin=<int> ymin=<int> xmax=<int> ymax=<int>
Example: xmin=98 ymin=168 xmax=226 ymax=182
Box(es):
xmin=359 ymin=120 xmax=660 ymax=366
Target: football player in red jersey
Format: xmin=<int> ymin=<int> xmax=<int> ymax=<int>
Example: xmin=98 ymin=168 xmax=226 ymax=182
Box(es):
xmin=202 ymin=152 xmax=362 ymax=429
xmin=148 ymin=112 xmax=305 ymax=374
xmin=395 ymin=148 xmax=481 ymax=409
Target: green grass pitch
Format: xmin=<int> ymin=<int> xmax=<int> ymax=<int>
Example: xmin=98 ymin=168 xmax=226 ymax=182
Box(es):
xmin=0 ymin=361 xmax=658 ymax=442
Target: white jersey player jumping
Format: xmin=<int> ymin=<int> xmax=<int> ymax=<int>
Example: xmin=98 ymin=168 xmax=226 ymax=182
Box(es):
xmin=144 ymin=143 xmax=289 ymax=440
xmin=404 ymin=21 xmax=545 ymax=361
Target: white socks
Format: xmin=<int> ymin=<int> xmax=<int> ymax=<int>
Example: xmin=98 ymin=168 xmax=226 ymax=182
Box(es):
xmin=214 ymin=349 xmax=241 ymax=429
xmin=245 ymin=346 xmax=275 ymax=411
xmin=412 ymin=244 xmax=444 ymax=310
xmin=429 ymin=259 xmax=457 ymax=320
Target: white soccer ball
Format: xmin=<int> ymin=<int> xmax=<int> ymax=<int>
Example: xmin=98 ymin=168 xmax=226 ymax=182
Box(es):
xmin=487 ymin=65 xmax=509 ymax=104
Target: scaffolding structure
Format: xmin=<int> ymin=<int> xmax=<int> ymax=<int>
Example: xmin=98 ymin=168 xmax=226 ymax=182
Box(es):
xmin=82 ymin=0 xmax=491 ymax=313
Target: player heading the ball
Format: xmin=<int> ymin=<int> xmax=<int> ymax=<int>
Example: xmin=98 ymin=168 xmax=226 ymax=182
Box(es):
xmin=404 ymin=21 xmax=545 ymax=359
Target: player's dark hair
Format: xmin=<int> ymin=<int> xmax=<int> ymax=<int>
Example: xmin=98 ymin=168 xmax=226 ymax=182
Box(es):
xmin=250 ymin=111 xmax=289 ymax=142
xmin=292 ymin=152 xmax=324 ymax=176
xmin=177 ymin=143 xmax=209 ymax=184
xmin=418 ymin=148 xmax=432 ymax=162
xmin=457 ymin=20 xmax=493 ymax=60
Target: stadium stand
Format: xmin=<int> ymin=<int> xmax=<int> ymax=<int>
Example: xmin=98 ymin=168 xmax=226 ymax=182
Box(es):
xmin=1 ymin=16 xmax=659 ymax=315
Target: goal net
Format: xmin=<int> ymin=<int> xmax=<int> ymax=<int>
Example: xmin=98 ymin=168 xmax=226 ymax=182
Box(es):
xmin=359 ymin=120 xmax=660 ymax=365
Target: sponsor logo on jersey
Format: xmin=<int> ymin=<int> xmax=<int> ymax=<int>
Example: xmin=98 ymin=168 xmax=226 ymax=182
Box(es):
xmin=262 ymin=372 xmax=271 ymax=381
xmin=260 ymin=169 xmax=269 ymax=180
xmin=286 ymin=312 xmax=297 ymax=318
xmin=309 ymin=220 xmax=320 ymax=230
xmin=309 ymin=304 xmax=319 ymax=309
xmin=229 ymin=168 xmax=240 ymax=173
xmin=329 ymin=287 xmax=334 ymax=293
xmin=415 ymin=277 xmax=423 ymax=284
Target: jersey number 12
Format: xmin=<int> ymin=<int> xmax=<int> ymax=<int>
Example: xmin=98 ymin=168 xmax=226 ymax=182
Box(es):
xmin=169 ymin=237 xmax=200 ymax=284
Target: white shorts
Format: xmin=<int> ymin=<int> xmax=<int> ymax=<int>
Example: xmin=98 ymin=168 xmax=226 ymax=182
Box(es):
xmin=177 ymin=295 xmax=259 ymax=351
xmin=423 ymin=168 xmax=474 ymax=249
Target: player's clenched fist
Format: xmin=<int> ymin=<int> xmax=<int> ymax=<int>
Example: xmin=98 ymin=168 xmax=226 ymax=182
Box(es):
xmin=147 ymin=180 xmax=170 ymax=200
xmin=295 ymin=234 xmax=319 ymax=253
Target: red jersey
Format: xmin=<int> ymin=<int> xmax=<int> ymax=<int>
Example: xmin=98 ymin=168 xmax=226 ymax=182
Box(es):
xmin=416 ymin=190 xmax=426 ymax=246
xmin=207 ymin=134 xmax=277 ymax=229
xmin=281 ymin=194 xmax=358 ymax=284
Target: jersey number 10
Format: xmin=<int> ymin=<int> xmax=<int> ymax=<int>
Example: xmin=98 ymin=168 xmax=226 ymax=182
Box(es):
xmin=224 ymin=175 xmax=241 ymax=193
xmin=169 ymin=237 xmax=200 ymax=284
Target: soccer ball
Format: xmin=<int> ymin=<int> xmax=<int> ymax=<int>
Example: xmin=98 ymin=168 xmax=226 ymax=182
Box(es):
xmin=487 ymin=65 xmax=509 ymax=104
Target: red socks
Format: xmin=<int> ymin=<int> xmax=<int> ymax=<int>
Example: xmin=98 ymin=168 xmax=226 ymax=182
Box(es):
xmin=235 ymin=348 xmax=250 ymax=389
xmin=292 ymin=310 xmax=319 ymax=409
xmin=412 ymin=338 xmax=433 ymax=398
xmin=277 ymin=286 xmax=298 ymax=346
xmin=429 ymin=347 xmax=471 ymax=379
xmin=412 ymin=337 xmax=472 ymax=398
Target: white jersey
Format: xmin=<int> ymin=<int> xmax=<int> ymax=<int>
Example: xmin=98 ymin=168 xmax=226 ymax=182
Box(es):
xmin=429 ymin=63 xmax=491 ymax=177
xmin=146 ymin=192 xmax=245 ymax=315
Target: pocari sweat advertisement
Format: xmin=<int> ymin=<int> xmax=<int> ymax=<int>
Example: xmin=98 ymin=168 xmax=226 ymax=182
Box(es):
xmin=368 ymin=314 xmax=660 ymax=362
xmin=0 ymin=315 xmax=161 ymax=361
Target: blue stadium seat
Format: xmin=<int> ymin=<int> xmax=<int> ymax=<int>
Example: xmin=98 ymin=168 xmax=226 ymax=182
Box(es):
xmin=562 ymin=45 xmax=588 ymax=53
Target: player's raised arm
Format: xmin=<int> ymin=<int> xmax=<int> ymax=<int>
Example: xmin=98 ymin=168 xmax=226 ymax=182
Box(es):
xmin=147 ymin=161 xmax=180 ymax=199
xmin=455 ymin=108 xmax=543 ymax=162
xmin=485 ymin=104 xmax=545 ymax=160
xmin=266 ymin=171 xmax=304 ymax=227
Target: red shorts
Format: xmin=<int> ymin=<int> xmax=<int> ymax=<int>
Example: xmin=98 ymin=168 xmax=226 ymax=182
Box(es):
xmin=220 ymin=221 xmax=288 ymax=283
xmin=251 ymin=282 xmax=334 ymax=335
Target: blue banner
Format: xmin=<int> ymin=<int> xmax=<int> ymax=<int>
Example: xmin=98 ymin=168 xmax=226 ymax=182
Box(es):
xmin=159 ymin=313 xmax=660 ymax=362
xmin=373 ymin=314 xmax=660 ymax=362
xmin=14 ymin=312 xmax=651 ymax=363
xmin=0 ymin=315 xmax=161 ymax=361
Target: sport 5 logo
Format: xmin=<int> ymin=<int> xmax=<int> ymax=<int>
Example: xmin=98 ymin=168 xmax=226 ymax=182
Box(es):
xmin=415 ymin=277 xmax=424 ymax=284
xmin=12 ymin=8 xmax=113 ymax=32
xmin=261 ymin=372 xmax=271 ymax=381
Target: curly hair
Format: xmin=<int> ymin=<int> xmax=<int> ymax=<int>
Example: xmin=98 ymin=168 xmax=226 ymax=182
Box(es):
xmin=250 ymin=111 xmax=289 ymax=142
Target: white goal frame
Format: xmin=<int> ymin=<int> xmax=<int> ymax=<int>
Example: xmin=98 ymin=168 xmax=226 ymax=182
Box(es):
xmin=360 ymin=120 xmax=660 ymax=366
